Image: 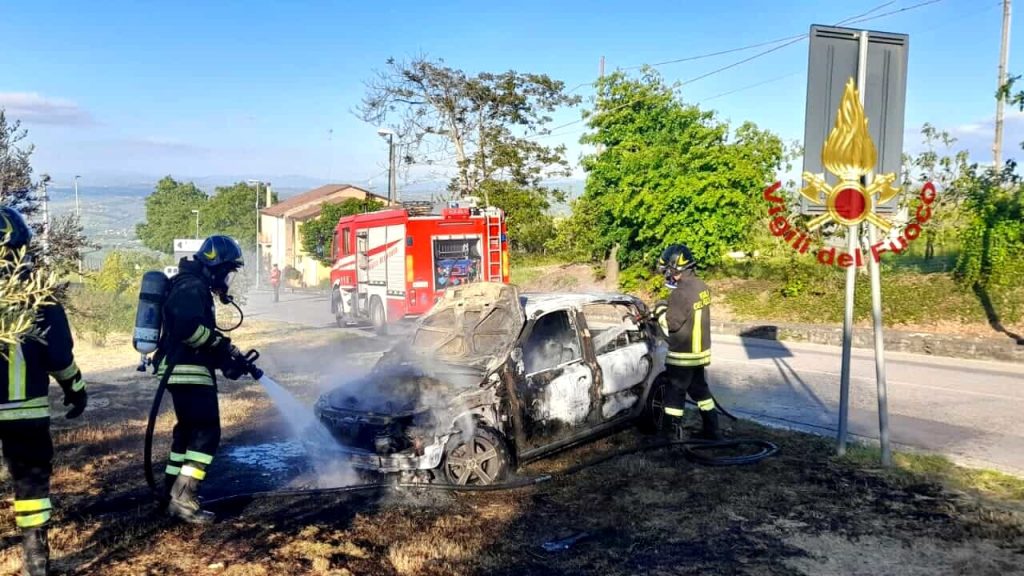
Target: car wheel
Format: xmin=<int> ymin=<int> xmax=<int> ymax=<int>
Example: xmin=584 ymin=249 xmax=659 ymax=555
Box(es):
xmin=442 ymin=425 xmax=511 ymax=486
xmin=369 ymin=297 xmax=387 ymax=335
xmin=638 ymin=373 xmax=668 ymax=435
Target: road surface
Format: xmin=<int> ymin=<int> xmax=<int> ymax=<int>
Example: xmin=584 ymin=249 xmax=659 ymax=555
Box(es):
xmin=242 ymin=290 xmax=1024 ymax=474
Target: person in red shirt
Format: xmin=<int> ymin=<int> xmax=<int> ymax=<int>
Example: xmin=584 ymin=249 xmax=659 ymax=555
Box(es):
xmin=270 ymin=264 xmax=281 ymax=303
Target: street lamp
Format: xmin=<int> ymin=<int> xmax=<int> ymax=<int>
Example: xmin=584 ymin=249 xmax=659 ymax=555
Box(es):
xmin=247 ymin=179 xmax=262 ymax=289
xmin=377 ymin=128 xmax=396 ymax=203
xmin=191 ymin=209 xmax=200 ymax=239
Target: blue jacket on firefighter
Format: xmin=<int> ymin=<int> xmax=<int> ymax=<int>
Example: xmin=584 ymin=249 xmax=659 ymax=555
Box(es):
xmin=156 ymin=234 xmax=249 ymax=525
xmin=0 ymin=206 xmax=86 ymax=576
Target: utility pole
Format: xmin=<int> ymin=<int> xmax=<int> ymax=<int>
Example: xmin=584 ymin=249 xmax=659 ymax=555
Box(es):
xmin=597 ymin=56 xmax=606 ymax=155
xmin=73 ymin=175 xmax=81 ymax=219
xmin=39 ymin=175 xmax=51 ymax=257
xmin=74 ymin=175 xmax=82 ymax=279
xmin=995 ymin=0 xmax=1012 ymax=168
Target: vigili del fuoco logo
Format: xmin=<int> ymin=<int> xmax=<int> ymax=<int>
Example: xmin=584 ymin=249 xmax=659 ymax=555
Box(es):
xmin=764 ymin=78 xmax=937 ymax=268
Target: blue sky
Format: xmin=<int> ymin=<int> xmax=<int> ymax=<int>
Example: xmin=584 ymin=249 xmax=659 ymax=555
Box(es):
xmin=0 ymin=0 xmax=1015 ymax=189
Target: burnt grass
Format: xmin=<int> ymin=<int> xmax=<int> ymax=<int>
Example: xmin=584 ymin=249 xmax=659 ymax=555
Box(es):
xmin=0 ymin=324 xmax=1022 ymax=575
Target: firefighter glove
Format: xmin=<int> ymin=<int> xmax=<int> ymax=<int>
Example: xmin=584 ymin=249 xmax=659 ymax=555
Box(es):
xmin=208 ymin=334 xmax=233 ymax=363
xmin=61 ymin=379 xmax=88 ymax=420
xmin=220 ymin=346 xmax=250 ymax=381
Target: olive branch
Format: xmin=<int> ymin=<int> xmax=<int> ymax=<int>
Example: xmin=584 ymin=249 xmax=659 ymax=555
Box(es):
xmin=0 ymin=246 xmax=58 ymax=358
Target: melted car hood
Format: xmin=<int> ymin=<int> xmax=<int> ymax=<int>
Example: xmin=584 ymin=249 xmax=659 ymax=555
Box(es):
xmin=405 ymin=282 xmax=525 ymax=371
xmin=323 ymin=362 xmax=482 ymax=417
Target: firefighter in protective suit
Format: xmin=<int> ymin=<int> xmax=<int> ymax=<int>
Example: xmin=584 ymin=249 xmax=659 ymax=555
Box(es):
xmin=0 ymin=207 xmax=87 ymax=575
xmin=155 ymin=234 xmax=252 ymax=524
xmin=652 ymin=244 xmax=721 ymax=441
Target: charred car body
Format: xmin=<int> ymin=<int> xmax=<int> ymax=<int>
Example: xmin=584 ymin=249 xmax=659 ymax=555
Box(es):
xmin=313 ymin=282 xmax=668 ymax=485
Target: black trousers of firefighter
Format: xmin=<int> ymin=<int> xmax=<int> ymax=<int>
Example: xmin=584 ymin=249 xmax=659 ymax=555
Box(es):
xmin=165 ymin=384 xmax=221 ymax=492
xmin=0 ymin=418 xmax=54 ymax=530
xmin=662 ymin=365 xmax=716 ymax=420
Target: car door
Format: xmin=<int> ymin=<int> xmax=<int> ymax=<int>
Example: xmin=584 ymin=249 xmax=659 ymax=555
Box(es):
xmin=581 ymin=302 xmax=653 ymax=421
xmin=516 ymin=309 xmax=596 ymax=451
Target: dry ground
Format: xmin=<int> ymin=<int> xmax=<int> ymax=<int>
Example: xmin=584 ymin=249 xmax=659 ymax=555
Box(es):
xmin=0 ymin=321 xmax=1021 ymax=575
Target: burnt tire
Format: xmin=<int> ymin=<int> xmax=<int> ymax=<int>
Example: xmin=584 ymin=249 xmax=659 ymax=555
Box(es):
xmin=369 ymin=297 xmax=387 ymax=335
xmin=441 ymin=425 xmax=511 ymax=486
xmin=638 ymin=373 xmax=668 ymax=435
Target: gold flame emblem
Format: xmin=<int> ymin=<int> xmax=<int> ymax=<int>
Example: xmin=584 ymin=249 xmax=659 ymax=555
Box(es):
xmin=801 ymin=78 xmax=899 ymax=231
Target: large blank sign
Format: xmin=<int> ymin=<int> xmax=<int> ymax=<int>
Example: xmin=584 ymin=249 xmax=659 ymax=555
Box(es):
xmin=802 ymin=25 xmax=909 ymax=215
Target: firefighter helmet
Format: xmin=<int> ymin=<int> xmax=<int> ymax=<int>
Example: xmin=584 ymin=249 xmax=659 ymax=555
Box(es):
xmin=0 ymin=207 xmax=32 ymax=250
xmin=195 ymin=235 xmax=244 ymax=270
xmin=194 ymin=235 xmax=244 ymax=302
xmin=657 ymin=244 xmax=696 ymax=275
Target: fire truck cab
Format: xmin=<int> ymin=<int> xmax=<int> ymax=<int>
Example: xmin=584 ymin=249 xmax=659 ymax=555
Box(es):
xmin=329 ymin=199 xmax=510 ymax=331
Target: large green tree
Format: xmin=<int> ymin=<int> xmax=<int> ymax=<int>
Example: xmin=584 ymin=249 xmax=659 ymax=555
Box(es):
xmin=137 ymin=179 xmax=277 ymax=254
xmin=300 ymin=197 xmax=386 ymax=266
xmin=359 ymin=56 xmax=579 ymax=252
xmin=204 ymin=182 xmax=277 ymax=248
xmin=562 ymin=69 xmax=784 ymax=274
xmin=136 ymin=177 xmax=208 ymax=253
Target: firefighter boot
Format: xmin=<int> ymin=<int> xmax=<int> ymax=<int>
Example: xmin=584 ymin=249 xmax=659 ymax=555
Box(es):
xmin=159 ymin=473 xmax=177 ymax=509
xmin=167 ymin=474 xmax=215 ymax=524
xmin=21 ymin=527 xmax=49 ymax=576
xmin=665 ymin=416 xmax=686 ymax=442
xmin=694 ymin=410 xmax=723 ymax=441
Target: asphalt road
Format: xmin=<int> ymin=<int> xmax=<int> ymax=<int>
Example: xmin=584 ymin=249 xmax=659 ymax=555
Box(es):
xmin=242 ymin=290 xmax=1024 ymax=474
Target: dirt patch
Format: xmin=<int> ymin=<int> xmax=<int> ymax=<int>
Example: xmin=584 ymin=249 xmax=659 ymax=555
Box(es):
xmin=516 ymin=263 xmax=608 ymax=294
xmin=0 ymin=322 xmax=1021 ymax=575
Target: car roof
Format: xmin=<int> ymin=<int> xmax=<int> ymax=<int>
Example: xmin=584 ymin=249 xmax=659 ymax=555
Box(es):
xmin=520 ymin=292 xmax=641 ymax=318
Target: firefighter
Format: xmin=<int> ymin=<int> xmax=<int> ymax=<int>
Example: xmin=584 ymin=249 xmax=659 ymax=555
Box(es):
xmin=155 ymin=234 xmax=253 ymax=524
xmin=0 ymin=207 xmax=87 ymax=575
xmin=652 ymin=244 xmax=721 ymax=441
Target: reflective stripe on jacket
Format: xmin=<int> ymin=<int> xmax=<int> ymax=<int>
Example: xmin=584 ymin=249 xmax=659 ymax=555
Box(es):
xmin=0 ymin=303 xmax=83 ymax=420
xmin=660 ymin=276 xmax=712 ymax=367
xmin=155 ymin=259 xmax=225 ymax=386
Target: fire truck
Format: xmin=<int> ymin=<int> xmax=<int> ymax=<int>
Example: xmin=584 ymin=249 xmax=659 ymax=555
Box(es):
xmin=329 ymin=199 xmax=510 ymax=331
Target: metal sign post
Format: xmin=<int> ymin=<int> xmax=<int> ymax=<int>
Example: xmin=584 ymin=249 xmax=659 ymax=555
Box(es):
xmin=803 ymin=26 xmax=906 ymax=465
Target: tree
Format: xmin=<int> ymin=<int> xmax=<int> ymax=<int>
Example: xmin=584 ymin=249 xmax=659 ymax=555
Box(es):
xmin=0 ymin=109 xmax=89 ymax=285
xmin=204 ymin=182 xmax=277 ymax=249
xmin=136 ymin=177 xmax=208 ymax=254
xmin=359 ymin=56 xmax=579 ymax=253
xmin=900 ymin=124 xmax=973 ymax=260
xmin=299 ymin=197 xmax=386 ymax=266
xmin=570 ymin=69 xmax=784 ymax=277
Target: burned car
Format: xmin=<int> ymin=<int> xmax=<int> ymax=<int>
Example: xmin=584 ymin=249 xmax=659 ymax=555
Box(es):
xmin=313 ymin=282 xmax=668 ymax=485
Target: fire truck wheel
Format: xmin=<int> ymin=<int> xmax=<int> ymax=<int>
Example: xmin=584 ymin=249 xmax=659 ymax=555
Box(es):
xmin=370 ymin=297 xmax=387 ymax=335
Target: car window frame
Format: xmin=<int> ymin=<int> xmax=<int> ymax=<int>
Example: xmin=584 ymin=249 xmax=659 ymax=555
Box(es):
xmin=521 ymin=309 xmax=585 ymax=377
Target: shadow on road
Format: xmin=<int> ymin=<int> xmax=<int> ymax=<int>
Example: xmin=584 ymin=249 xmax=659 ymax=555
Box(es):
xmin=734 ymin=326 xmax=831 ymax=416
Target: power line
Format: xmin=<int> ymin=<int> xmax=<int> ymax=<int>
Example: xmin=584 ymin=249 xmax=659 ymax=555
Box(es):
xmin=620 ymin=1 xmax=896 ymax=72
xmin=533 ymin=0 xmax=945 ymax=138
xmin=621 ymin=32 xmax=809 ymax=71
xmin=698 ymin=71 xmax=805 ymax=103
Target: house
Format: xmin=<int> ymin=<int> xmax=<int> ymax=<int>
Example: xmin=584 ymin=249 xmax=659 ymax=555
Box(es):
xmin=259 ymin=184 xmax=392 ymax=288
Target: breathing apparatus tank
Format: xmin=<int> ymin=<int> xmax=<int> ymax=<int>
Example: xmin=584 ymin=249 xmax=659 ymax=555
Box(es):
xmin=133 ymin=271 xmax=170 ymax=369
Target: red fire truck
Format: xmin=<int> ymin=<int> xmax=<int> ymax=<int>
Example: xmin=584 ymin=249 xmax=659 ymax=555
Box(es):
xmin=329 ymin=201 xmax=510 ymax=330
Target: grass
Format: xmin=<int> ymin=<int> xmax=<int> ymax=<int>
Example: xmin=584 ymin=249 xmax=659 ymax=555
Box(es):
xmin=843 ymin=445 xmax=1024 ymax=502
xmin=716 ymin=271 xmax=1024 ymax=331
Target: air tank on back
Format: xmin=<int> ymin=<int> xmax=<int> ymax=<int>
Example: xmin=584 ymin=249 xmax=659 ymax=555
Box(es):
xmin=133 ymin=270 xmax=169 ymax=355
